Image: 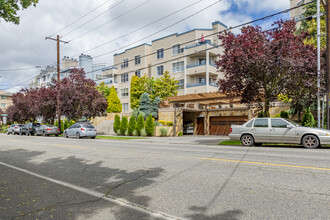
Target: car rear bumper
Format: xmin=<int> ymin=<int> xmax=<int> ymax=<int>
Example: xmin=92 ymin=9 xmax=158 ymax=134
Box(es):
xmin=81 ymin=132 xmax=97 ymax=137
xmin=228 ymin=134 xmax=240 ymax=140
xmin=45 ymin=131 xmax=61 ymax=135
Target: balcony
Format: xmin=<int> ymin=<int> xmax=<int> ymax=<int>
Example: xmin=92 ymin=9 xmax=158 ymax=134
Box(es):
xmin=186 ymin=81 xmax=218 ymax=88
xmin=186 ymin=61 xmax=218 ymax=76
xmin=185 ymin=40 xmax=219 ymax=56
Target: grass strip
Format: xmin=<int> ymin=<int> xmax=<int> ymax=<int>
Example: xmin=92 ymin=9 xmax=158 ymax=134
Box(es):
xmin=96 ymin=136 xmax=147 ymax=140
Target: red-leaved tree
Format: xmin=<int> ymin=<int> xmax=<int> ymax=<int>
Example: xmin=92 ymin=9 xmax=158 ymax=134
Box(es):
xmin=217 ymin=19 xmax=325 ymax=116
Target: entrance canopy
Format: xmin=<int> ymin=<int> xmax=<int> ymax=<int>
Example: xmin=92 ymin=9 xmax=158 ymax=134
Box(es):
xmin=168 ymin=92 xmax=241 ymax=106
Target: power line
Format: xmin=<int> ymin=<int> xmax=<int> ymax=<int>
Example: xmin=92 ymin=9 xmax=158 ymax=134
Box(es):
xmin=49 ymin=0 xmax=112 ymax=37
xmin=1 ymin=0 xmax=314 ymax=89
xmin=70 ymin=0 xmax=204 ymax=57
xmin=61 ymin=0 xmax=127 ymax=38
xmin=66 ymin=0 xmax=153 ymax=41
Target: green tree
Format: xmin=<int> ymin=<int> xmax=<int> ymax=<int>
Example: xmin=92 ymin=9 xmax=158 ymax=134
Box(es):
xmin=302 ymin=107 xmax=316 ymax=127
xmin=107 ymin=86 xmax=122 ymax=113
xmin=119 ymin=116 xmax=128 ymax=135
xmin=130 ymin=74 xmax=154 ymax=109
xmin=145 ymin=114 xmax=154 ymax=136
xmin=128 ymin=116 xmax=136 ymax=136
xmin=97 ymin=82 xmax=111 ymax=100
xmin=114 ymin=114 xmax=120 ymax=134
xmin=0 ymin=0 xmax=38 ymax=24
xmin=151 ymin=97 xmax=161 ymax=118
xmin=138 ymin=92 xmax=151 ymax=119
xmin=152 ymin=72 xmax=178 ymax=100
xmin=136 ymin=114 xmax=145 ymax=136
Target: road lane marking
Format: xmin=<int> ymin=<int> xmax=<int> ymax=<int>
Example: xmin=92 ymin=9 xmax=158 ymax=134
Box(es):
xmin=199 ymin=157 xmax=330 ymax=171
xmin=0 ymin=161 xmax=181 ymax=220
xmin=53 ymin=144 xmax=88 ymax=149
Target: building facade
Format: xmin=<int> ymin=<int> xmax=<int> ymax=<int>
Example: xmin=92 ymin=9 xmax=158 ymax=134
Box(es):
xmin=108 ymin=21 xmax=227 ymax=112
xmin=0 ymin=91 xmax=13 ymax=113
xmin=290 ymin=0 xmax=313 ymax=28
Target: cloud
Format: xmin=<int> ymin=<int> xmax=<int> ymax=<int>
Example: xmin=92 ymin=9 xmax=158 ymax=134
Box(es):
xmin=0 ymin=0 xmax=289 ymax=91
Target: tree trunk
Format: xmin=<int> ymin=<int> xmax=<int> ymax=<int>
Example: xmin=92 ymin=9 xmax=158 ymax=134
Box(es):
xmin=264 ymin=98 xmax=270 ymax=117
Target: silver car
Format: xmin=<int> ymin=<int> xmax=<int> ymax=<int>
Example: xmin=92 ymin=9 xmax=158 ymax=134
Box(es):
xmin=63 ymin=123 xmax=97 ymax=139
xmin=6 ymin=124 xmax=28 ymax=135
xmin=36 ymin=125 xmax=61 ymax=136
xmin=229 ymin=118 xmax=330 ymax=149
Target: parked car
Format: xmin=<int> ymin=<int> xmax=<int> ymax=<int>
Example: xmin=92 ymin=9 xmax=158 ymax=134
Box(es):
xmin=63 ymin=123 xmax=97 ymax=139
xmin=36 ymin=125 xmax=61 ymax=136
xmin=24 ymin=122 xmax=41 ymax=136
xmin=183 ymin=122 xmax=194 ymax=135
xmin=6 ymin=124 xmax=28 ymax=135
xmin=229 ymin=118 xmax=330 ymax=149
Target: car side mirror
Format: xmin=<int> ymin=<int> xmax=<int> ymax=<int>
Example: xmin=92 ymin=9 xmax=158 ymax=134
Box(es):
xmin=287 ymin=125 xmax=293 ymax=129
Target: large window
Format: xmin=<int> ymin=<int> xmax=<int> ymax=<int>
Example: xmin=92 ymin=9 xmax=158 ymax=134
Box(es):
xmin=254 ymin=119 xmax=269 ymax=128
xmin=135 ymin=55 xmax=141 ymax=65
xmin=172 ymin=44 xmax=184 ymax=55
xmin=157 ymin=48 xmax=164 ymax=59
xmin=121 ymin=73 xmax=129 ymax=83
xmin=1 ymin=103 xmax=5 ymax=108
xmin=122 ymin=103 xmax=129 ymax=112
xmin=157 ymin=65 xmax=164 ymax=76
xmin=271 ymin=119 xmax=289 ymax=128
xmin=121 ymin=59 xmax=128 ymax=68
xmin=172 ymin=61 xmax=184 ymax=73
xmin=121 ymin=88 xmax=129 ymax=97
xmin=177 ymin=79 xmax=184 ymax=90
xmin=0 ymin=96 xmax=6 ymax=100
xmin=135 ymin=70 xmax=141 ymax=77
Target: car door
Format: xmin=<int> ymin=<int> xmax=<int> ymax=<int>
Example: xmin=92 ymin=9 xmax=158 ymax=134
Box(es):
xmin=270 ymin=119 xmax=297 ymax=143
xmin=252 ymin=118 xmax=271 ymax=142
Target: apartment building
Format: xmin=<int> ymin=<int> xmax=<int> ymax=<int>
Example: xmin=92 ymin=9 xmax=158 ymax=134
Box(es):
xmin=290 ymin=0 xmax=313 ymax=28
xmin=0 ymin=91 xmax=13 ymax=112
xmin=109 ymin=21 xmax=227 ymax=112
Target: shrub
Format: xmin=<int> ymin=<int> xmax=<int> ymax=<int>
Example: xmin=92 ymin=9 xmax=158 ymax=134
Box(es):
xmin=166 ymin=121 xmax=173 ymax=126
xmin=160 ymin=127 xmax=168 ymax=137
xmin=302 ymin=107 xmax=315 ymax=127
xmin=280 ymin=111 xmax=289 ymax=119
xmin=145 ymin=114 xmax=154 ymax=136
xmin=140 ymin=128 xmax=147 ymax=136
xmin=136 ymin=114 xmax=145 ymax=136
xmin=132 ymin=130 xmax=138 ymax=136
xmin=258 ymin=111 xmax=265 ymax=118
xmin=64 ymin=120 xmax=69 ymax=130
xmin=120 ymin=116 xmax=128 ymax=134
xmin=128 ymin=117 xmax=136 ymax=136
xmin=125 ymin=129 xmax=129 ymax=136
xmin=114 ymin=114 xmax=121 ymax=134
xmin=178 ymin=132 xmax=183 ymax=136
xmin=158 ymin=120 xmax=166 ymax=125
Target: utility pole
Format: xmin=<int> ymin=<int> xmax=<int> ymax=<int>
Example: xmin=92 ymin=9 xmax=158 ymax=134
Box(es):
xmin=324 ymin=0 xmax=330 ymax=129
xmin=45 ymin=35 xmax=68 ymax=131
xmin=317 ymin=0 xmax=321 ymax=128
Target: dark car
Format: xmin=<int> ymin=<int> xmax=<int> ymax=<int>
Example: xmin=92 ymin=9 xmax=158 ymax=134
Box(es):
xmin=36 ymin=125 xmax=61 ymax=136
xmin=6 ymin=124 xmax=28 ymax=135
xmin=24 ymin=123 xmax=41 ymax=136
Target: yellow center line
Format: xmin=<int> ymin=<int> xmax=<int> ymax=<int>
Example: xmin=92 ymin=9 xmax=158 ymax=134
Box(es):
xmin=53 ymin=144 xmax=88 ymax=149
xmin=199 ymin=157 xmax=330 ymax=171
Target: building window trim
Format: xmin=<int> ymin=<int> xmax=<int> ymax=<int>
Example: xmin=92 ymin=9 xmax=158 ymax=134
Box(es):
xmin=172 ymin=61 xmax=184 ymax=73
xmin=157 ymin=48 xmax=164 ymax=59
xmin=121 ymin=73 xmax=129 ymax=83
xmin=157 ymin=65 xmax=164 ymax=76
xmin=121 ymin=88 xmax=129 ymax=97
xmin=135 ymin=55 xmax=141 ymax=65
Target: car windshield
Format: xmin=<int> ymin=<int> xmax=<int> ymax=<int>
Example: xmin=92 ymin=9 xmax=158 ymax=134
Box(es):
xmin=48 ymin=125 xmax=56 ymax=127
xmin=283 ymin=119 xmax=299 ymax=127
xmin=33 ymin=123 xmax=41 ymax=127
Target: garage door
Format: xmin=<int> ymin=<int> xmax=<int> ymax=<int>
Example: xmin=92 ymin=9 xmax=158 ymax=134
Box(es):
xmin=210 ymin=116 xmax=248 ymax=136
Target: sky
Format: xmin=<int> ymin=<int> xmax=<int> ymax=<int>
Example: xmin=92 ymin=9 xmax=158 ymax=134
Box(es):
xmin=0 ymin=0 xmax=290 ymax=93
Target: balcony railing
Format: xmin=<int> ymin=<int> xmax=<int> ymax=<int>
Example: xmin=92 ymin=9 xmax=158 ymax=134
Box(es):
xmin=186 ymin=61 xmax=217 ymax=68
xmin=186 ymin=81 xmax=218 ymax=88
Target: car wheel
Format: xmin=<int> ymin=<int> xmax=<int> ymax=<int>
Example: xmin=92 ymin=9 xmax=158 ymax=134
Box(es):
xmin=241 ymin=134 xmax=254 ymax=146
xmin=76 ymin=132 xmax=80 ymax=139
xmin=19 ymin=131 xmax=23 ymax=136
xmin=302 ymin=135 xmax=319 ymax=149
xmin=64 ymin=132 xmax=68 ymax=138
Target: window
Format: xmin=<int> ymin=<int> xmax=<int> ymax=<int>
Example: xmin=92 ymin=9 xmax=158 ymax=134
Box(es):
xmin=122 ymin=103 xmax=129 ymax=112
xmin=121 ymin=73 xmax=129 ymax=83
xmin=177 ymin=79 xmax=184 ymax=90
xmin=135 ymin=70 xmax=141 ymax=77
xmin=254 ymin=119 xmax=269 ymax=128
xmin=121 ymin=88 xmax=129 ymax=97
xmin=271 ymin=119 xmax=289 ymax=128
xmin=121 ymin=59 xmax=128 ymax=68
xmin=135 ymin=55 xmax=141 ymax=65
xmin=1 ymin=103 xmax=5 ymax=108
xmin=172 ymin=44 xmax=184 ymax=55
xmin=172 ymin=61 xmax=184 ymax=73
xmin=157 ymin=65 xmax=164 ymax=76
xmin=198 ymin=78 xmax=206 ymax=85
xmin=157 ymin=48 xmax=164 ymax=59
xmin=1 ymin=96 xmax=6 ymax=100
xmin=199 ymin=59 xmax=206 ymax=65
xmin=245 ymin=120 xmax=254 ymax=127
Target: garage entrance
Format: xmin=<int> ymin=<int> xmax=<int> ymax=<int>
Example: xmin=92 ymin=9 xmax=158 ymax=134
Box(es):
xmin=210 ymin=116 xmax=248 ymax=136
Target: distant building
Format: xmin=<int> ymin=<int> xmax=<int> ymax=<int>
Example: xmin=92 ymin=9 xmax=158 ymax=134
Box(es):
xmin=0 ymin=91 xmax=13 ymax=113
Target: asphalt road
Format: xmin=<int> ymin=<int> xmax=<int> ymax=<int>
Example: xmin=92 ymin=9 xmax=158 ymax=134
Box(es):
xmin=0 ymin=134 xmax=329 ymax=220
